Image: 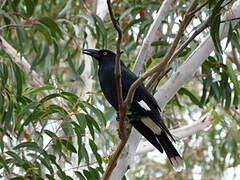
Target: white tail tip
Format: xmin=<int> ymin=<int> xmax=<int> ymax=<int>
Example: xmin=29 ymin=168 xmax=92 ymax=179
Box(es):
xmin=170 ymin=156 xmax=185 ymax=172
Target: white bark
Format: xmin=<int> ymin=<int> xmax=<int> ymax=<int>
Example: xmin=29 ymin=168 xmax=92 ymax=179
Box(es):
xmin=170 ymin=116 xmax=213 ymax=140
xmin=110 ymin=1 xmax=240 ymax=179
xmin=133 ymin=0 xmax=174 ymax=74
xmin=96 ymin=0 xmax=111 ymax=19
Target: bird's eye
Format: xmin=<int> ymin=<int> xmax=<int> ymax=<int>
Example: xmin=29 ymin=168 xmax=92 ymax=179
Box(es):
xmin=103 ymin=52 xmax=108 ymax=56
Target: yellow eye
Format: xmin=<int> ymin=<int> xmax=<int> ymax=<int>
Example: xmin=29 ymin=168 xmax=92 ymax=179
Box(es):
xmin=103 ymin=52 xmax=108 ymax=56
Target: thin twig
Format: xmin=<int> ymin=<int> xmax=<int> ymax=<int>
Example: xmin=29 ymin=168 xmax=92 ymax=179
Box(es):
xmin=187 ymin=1 xmax=208 ymax=17
xmin=221 ymin=16 xmax=240 ymax=23
xmin=169 ymin=16 xmax=212 ymax=64
xmin=106 ymin=0 xmax=126 ymax=140
xmin=168 ymin=7 xmax=239 ymax=64
xmin=148 ymin=67 xmax=172 ymax=93
xmin=103 ymin=1 xmax=128 ymax=179
xmin=0 ymin=24 xmax=31 ymax=30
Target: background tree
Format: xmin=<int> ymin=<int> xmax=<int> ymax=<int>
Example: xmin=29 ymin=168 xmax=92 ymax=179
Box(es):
xmin=0 ymin=0 xmax=239 ymax=179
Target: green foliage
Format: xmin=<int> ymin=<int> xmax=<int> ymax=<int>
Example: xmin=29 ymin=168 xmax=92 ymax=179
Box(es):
xmin=200 ymin=56 xmax=239 ymax=109
xmin=0 ymin=60 xmax=106 ymax=178
xmin=0 ymin=0 xmax=239 ymax=179
xmin=209 ymin=0 xmax=225 ymax=54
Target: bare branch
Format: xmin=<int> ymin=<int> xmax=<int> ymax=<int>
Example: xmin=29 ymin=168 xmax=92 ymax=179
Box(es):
xmin=106 ymin=0 xmax=125 ymax=139
xmin=221 ymin=16 xmax=240 ymax=23
xmin=0 ymin=36 xmax=43 ymax=87
xmin=169 ymin=15 xmax=211 ymax=64
xmin=0 ymin=24 xmax=31 ymax=30
xmin=187 ymin=1 xmax=208 ymax=17
xmin=147 ymin=0 xmax=236 ymax=90
xmin=171 ymin=116 xmax=213 ymax=140
xmin=103 ymin=1 xmax=127 ymax=179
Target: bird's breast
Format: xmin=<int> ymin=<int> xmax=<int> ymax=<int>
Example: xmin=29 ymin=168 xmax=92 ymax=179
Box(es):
xmin=98 ymin=66 xmax=118 ymax=109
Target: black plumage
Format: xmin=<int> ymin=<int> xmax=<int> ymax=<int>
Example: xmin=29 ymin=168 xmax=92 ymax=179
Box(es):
xmin=83 ymin=49 xmax=183 ymax=170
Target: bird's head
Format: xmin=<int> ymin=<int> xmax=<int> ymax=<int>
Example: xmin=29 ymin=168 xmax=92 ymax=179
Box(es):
xmin=83 ymin=49 xmax=116 ymax=63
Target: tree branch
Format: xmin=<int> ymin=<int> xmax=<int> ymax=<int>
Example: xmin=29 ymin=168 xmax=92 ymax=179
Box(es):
xmin=169 ymin=15 xmax=211 ymax=64
xmin=147 ymin=0 xmax=237 ymax=91
xmin=0 ymin=36 xmax=42 ymax=87
xmin=107 ymin=0 xmax=126 ymax=140
xmin=106 ymin=0 xmax=125 ymax=139
xmin=103 ymin=1 xmax=127 ymax=179
xmin=0 ymin=24 xmax=31 ymax=30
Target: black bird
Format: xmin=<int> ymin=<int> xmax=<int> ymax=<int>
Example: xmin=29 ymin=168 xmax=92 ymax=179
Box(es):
xmin=83 ymin=49 xmax=183 ymax=170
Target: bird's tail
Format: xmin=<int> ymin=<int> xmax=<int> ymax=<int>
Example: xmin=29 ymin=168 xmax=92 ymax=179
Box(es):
xmin=130 ymin=119 xmax=184 ymax=171
xmin=156 ymin=132 xmax=184 ymax=171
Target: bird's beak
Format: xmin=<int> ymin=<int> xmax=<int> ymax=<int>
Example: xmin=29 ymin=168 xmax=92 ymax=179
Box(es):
xmin=83 ymin=49 xmax=100 ymax=59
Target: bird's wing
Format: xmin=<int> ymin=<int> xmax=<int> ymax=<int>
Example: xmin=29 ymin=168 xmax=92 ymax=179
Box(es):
xmin=121 ymin=66 xmax=174 ymax=141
